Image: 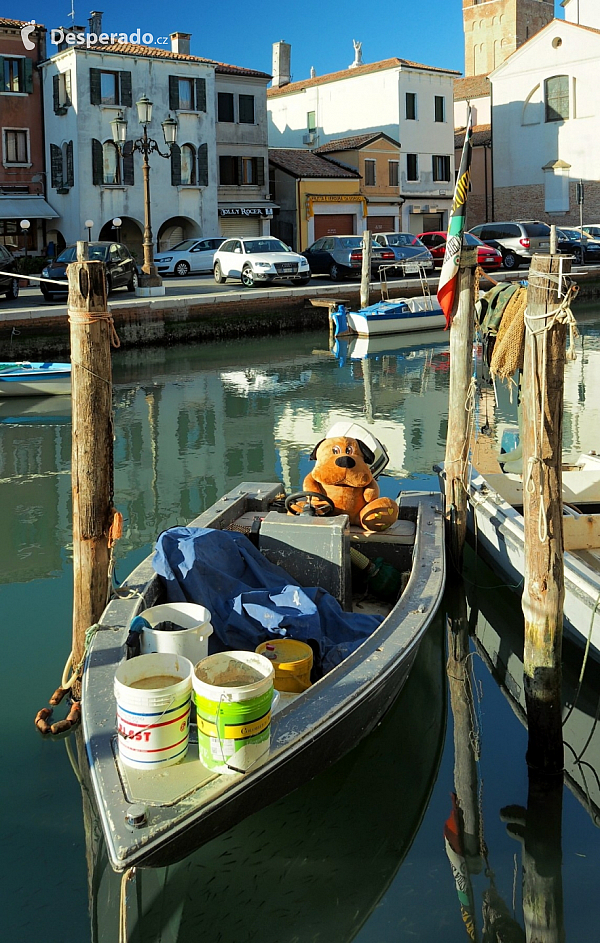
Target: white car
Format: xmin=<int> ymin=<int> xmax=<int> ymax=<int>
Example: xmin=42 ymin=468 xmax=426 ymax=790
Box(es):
xmin=213 ymin=237 xmax=311 ymax=288
xmin=154 ymin=237 xmax=224 ymax=276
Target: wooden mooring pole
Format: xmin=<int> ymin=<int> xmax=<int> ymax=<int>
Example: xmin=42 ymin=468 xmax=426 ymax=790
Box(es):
xmin=360 ymin=229 xmax=372 ymax=310
xmin=69 ymin=242 xmax=115 ymax=697
xmin=444 ymin=247 xmax=478 ymax=569
xmin=521 ymin=253 xmax=571 ymax=773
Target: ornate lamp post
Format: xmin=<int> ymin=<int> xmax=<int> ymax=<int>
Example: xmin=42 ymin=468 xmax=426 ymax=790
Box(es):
xmin=20 ymin=219 xmax=31 ymax=263
xmin=111 ymin=98 xmax=178 ymax=289
xmin=112 ymin=216 xmax=122 ymax=243
xmin=84 ymin=219 xmax=94 ymax=241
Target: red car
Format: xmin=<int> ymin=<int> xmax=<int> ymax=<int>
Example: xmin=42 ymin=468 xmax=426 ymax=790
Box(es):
xmin=417 ymin=231 xmax=503 ymax=270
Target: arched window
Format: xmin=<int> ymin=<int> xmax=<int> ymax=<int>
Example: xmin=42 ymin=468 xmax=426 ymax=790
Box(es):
xmin=545 ymin=75 xmax=569 ymax=122
xmin=181 ymin=143 xmax=196 ymax=185
xmin=102 ymin=140 xmax=120 ymax=184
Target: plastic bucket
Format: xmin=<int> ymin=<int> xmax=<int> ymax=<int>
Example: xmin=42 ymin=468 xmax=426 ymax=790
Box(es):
xmin=255 ymin=639 xmax=313 ymax=693
xmin=193 ymin=651 xmax=275 ymax=775
xmin=114 ymin=653 xmax=193 ymax=770
xmin=138 ymin=603 xmax=213 ymax=665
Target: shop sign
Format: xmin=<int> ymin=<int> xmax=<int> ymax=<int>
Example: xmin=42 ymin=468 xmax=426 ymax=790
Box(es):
xmin=218 ymin=207 xmax=273 ymax=218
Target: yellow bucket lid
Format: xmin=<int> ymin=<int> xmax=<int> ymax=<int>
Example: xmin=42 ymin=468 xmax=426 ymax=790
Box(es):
xmin=255 ymin=638 xmax=313 ymax=671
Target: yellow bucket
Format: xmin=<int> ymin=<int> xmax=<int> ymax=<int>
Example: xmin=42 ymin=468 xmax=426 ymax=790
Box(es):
xmin=255 ymin=639 xmax=313 ymax=693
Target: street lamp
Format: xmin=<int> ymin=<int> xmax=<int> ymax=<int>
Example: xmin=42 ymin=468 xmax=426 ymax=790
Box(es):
xmin=112 ymin=216 xmax=122 ymax=243
xmin=85 ymin=219 xmax=94 ymax=241
xmin=110 ymin=100 xmax=178 ymax=288
xmin=20 ymin=219 xmax=31 ymax=265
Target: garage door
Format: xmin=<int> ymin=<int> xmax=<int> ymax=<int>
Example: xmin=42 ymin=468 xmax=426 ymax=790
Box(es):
xmin=367 ymin=216 xmax=395 ymax=233
xmin=314 ymin=214 xmax=354 ymax=239
xmin=219 ymin=216 xmax=262 ymax=238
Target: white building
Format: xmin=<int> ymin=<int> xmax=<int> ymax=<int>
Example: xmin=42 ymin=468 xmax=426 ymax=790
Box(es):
xmin=490 ymin=1 xmax=600 ymax=223
xmin=267 ymin=43 xmax=460 ymax=234
xmin=40 ymin=27 xmax=272 ymax=255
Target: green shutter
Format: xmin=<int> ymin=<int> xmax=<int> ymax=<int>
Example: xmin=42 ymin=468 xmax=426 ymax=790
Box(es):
xmin=195 ymin=78 xmax=206 ymax=112
xmin=90 ymin=68 xmax=101 ymax=105
xmin=170 ymin=143 xmax=181 ymax=186
xmin=169 ymin=75 xmax=179 ymax=111
xmin=92 ymin=139 xmax=103 ymax=185
xmin=50 ymin=144 xmax=63 ymax=188
xmin=122 ymin=141 xmax=134 ymax=186
xmin=23 ymin=58 xmax=33 ymax=94
xmin=66 ymin=141 xmax=74 ymax=187
xmin=119 ymin=71 xmax=132 ymax=107
xmin=197 ymin=143 xmax=208 ymax=187
xmin=53 ymin=74 xmax=60 ymax=113
xmin=255 ymin=157 xmax=265 ymax=187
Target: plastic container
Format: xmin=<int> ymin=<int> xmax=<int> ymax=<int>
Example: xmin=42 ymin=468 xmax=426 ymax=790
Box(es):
xmin=114 ymin=653 xmax=193 ymax=770
xmin=255 ymin=639 xmax=313 ymax=693
xmin=192 ymin=651 xmax=275 ymax=775
xmin=138 ymin=603 xmax=213 ymax=665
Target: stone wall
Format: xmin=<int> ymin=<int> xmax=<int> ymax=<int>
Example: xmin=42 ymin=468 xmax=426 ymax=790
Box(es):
xmin=494 ymin=181 xmax=600 ymax=226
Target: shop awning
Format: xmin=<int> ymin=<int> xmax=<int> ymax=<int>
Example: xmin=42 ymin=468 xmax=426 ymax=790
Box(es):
xmin=0 ymin=196 xmax=59 ymax=219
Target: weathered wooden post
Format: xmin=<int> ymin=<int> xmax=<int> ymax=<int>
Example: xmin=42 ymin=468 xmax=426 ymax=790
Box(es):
xmin=521 ymin=253 xmax=571 ymax=773
xmin=360 ymin=229 xmax=372 ymax=310
xmin=444 ymin=246 xmax=478 ymax=569
xmin=69 ymin=241 xmax=115 ymax=697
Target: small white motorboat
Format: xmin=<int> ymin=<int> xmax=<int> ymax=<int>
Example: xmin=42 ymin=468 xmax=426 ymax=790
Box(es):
xmin=0 ymin=361 xmax=71 ymax=396
xmin=332 ymin=297 xmax=445 ymax=338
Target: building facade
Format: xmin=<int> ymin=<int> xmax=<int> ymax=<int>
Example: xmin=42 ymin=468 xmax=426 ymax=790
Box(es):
xmin=0 ymin=17 xmax=58 ymax=258
xmin=267 ymin=44 xmax=459 ymax=235
xmin=463 ymin=0 xmax=554 ymax=77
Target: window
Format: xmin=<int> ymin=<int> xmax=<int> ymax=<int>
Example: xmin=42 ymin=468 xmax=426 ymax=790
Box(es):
xmin=91 ymin=138 xmax=133 ymax=186
xmin=102 ymin=141 xmax=120 ymax=184
xmin=180 ymin=144 xmax=196 ymax=185
xmin=89 ymin=69 xmax=132 ymax=107
xmin=219 ymin=155 xmax=237 ymax=185
xmin=3 ymin=57 xmax=33 ymax=93
xmin=545 ymin=75 xmax=569 ymax=122
xmin=168 ymin=76 xmax=207 ymax=112
xmin=434 ymin=95 xmax=445 ymax=122
xmin=218 ymin=92 xmax=235 ymax=122
xmin=406 ymin=154 xmax=419 ymax=181
xmin=178 ymin=79 xmax=194 ymax=111
xmin=239 ymin=95 xmax=255 ymax=124
xmin=53 ymin=71 xmax=72 ymax=113
xmin=364 ymin=159 xmax=376 ymax=186
xmin=4 ymin=130 xmax=28 ymax=164
xmin=241 ymin=157 xmax=255 ymax=184
xmin=219 ymin=156 xmax=265 ymax=186
xmin=307 ymin=111 xmax=316 ymax=132
xmin=432 ymin=155 xmax=451 ymax=181
xmin=100 ymin=72 xmax=117 ymax=104
xmin=388 ymin=160 xmax=399 ymax=187
xmin=406 ymin=92 xmax=417 ymax=120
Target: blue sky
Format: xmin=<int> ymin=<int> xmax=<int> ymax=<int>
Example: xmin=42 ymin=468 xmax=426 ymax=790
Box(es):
xmin=7 ymin=1 xmax=564 ymax=82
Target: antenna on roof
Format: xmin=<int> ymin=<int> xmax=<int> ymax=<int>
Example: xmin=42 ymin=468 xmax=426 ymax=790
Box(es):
xmin=69 ymin=0 xmax=75 ymax=23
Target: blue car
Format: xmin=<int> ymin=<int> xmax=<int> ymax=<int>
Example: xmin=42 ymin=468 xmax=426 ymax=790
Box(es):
xmin=556 ymin=227 xmax=600 ymax=264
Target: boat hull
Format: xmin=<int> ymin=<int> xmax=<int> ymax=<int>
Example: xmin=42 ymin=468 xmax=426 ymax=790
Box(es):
xmin=346 ymin=306 xmax=445 ymax=336
xmin=0 ymin=362 xmax=71 ymax=396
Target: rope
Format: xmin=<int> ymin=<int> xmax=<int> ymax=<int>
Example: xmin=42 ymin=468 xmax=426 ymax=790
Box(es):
xmin=0 ymin=269 xmax=65 ymax=285
xmin=119 ymin=867 xmax=137 ymax=943
xmin=68 ymin=308 xmax=121 ymax=348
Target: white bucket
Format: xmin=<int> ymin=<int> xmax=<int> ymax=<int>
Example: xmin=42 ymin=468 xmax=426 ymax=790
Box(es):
xmin=138 ymin=603 xmax=213 ymax=665
xmin=115 ymin=653 xmax=193 ymax=770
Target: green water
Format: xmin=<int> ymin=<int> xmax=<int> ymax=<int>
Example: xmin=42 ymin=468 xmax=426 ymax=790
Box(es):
xmin=2 ymin=315 xmax=600 ymax=941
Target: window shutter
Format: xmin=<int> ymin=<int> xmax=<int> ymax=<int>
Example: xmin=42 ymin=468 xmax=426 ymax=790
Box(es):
xmin=24 ymin=58 xmax=33 ymax=94
xmin=66 ymin=140 xmax=74 ymax=187
xmin=197 ymin=143 xmax=208 ymax=187
xmin=122 ymin=141 xmax=135 ymax=186
xmin=255 ymin=157 xmax=265 ymax=187
xmin=170 ymin=143 xmax=181 ymax=186
xmin=92 ymin=138 xmax=103 ymax=185
xmin=195 ymin=78 xmax=206 ymax=112
xmin=64 ymin=70 xmax=72 ymax=105
xmin=53 ymin=74 xmax=60 ymax=113
xmin=50 ymin=144 xmax=63 ymax=188
xmin=169 ymin=75 xmax=179 ymax=111
xmin=90 ymin=68 xmax=101 ymax=105
xmin=236 ymin=157 xmax=243 ymax=185
xmin=119 ymin=71 xmax=132 ymax=107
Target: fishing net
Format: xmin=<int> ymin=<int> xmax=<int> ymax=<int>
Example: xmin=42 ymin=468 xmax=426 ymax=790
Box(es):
xmin=489 ymin=287 xmax=528 ymax=381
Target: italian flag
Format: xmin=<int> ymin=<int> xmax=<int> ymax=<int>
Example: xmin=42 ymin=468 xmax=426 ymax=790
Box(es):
xmin=437 ymin=109 xmax=474 ymax=328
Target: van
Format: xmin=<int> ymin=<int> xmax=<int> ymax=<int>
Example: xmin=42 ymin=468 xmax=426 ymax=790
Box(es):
xmin=468 ymin=220 xmax=551 ymax=270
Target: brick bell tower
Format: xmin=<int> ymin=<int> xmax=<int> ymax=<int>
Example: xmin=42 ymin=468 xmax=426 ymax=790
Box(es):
xmin=463 ymin=0 xmax=555 ymax=76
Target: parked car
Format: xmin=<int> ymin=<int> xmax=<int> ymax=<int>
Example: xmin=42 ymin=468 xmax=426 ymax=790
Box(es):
xmin=0 ymin=243 xmax=19 ymax=301
xmin=468 ymin=220 xmax=551 ymax=270
xmin=556 ymin=227 xmax=600 ymax=264
xmin=154 ymin=237 xmax=224 ymax=276
xmin=40 ymin=242 xmax=139 ymax=301
xmin=213 ymin=237 xmax=311 ymax=288
xmin=302 ymin=236 xmax=395 ymax=281
xmin=582 ymin=224 xmax=600 ymax=241
xmin=418 ymin=231 xmax=502 ymax=270
xmin=372 ymin=233 xmax=435 ymax=272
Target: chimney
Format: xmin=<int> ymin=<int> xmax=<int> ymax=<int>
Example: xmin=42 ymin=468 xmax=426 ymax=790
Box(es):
xmin=88 ymin=11 xmax=103 ymax=36
xmin=272 ymin=41 xmax=291 ymax=88
xmin=170 ymin=32 xmax=191 ymax=56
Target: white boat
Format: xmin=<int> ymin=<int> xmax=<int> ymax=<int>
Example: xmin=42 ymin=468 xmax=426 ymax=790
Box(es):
xmin=333 ymin=297 xmax=445 ymax=337
xmin=0 ymin=361 xmax=71 ymax=396
xmin=439 ymin=450 xmax=600 ymax=659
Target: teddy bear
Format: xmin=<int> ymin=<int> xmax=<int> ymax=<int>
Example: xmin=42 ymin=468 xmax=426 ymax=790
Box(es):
xmin=301 ymin=435 xmax=399 ymax=532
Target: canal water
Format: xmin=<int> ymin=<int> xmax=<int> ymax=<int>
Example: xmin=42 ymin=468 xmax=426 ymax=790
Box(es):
xmin=2 ymin=304 xmax=600 ymax=941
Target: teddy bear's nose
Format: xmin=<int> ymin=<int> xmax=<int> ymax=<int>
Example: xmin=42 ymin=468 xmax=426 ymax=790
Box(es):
xmin=335 ymin=455 xmax=356 ymax=468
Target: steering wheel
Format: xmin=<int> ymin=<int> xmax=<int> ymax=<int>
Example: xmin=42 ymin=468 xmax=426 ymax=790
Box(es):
xmin=285 ymin=491 xmax=336 ymax=516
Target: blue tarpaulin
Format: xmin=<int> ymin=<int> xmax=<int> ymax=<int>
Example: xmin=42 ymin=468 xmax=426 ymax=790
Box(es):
xmin=152 ymin=527 xmax=382 ymax=675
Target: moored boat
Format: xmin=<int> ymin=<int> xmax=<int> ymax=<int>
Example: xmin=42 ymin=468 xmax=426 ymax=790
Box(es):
xmin=83 ymin=478 xmax=445 ymax=872
xmin=0 ymin=361 xmax=71 ymax=396
xmin=333 ymin=297 xmax=445 ymax=337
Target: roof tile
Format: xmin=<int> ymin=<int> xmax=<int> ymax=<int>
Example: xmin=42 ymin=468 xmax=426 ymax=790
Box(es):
xmin=268 ymin=148 xmax=360 ymax=179
xmin=268 ymin=57 xmax=460 ymax=97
